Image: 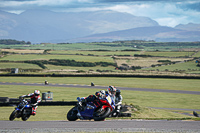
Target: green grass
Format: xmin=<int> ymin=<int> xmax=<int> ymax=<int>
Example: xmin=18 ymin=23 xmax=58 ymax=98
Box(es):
xmin=145 ymin=61 xmax=200 ymax=72
xmin=0 ymin=77 xmax=199 ymax=109
xmin=0 ymin=85 xmax=199 ymax=121
xmin=144 ymin=51 xmax=195 ymax=57
xmin=0 ymin=106 xmax=192 ymax=121
xmin=0 ymin=43 xmax=140 ymax=51
xmin=45 ymin=64 xmax=116 ymax=71
xmin=115 ymin=57 xmax=192 ymax=68
xmin=0 ymin=77 xmax=199 ymax=91
xmin=0 ymin=77 xmax=199 ymax=121
xmin=0 ymin=54 xmax=114 ymax=63
xmin=49 ymin=50 xmax=141 ymax=56
xmin=193 ymin=51 xmax=200 ymax=57
xmin=123 ymin=90 xmax=200 ymax=109
xmin=0 ymin=106 xmax=71 ymax=121
xmin=0 ymin=63 xmax=41 ymax=69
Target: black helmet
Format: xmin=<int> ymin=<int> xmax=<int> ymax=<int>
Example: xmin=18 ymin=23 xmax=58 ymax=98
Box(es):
xmin=116 ymin=89 xmax=121 ymax=96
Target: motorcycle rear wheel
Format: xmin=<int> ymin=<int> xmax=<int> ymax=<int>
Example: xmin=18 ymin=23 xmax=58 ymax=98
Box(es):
xmin=9 ymin=110 xmax=18 ymax=121
xmin=93 ymin=107 xmax=111 ymax=121
xmin=21 ymin=109 xmax=31 ymax=121
xmin=67 ymin=107 xmax=78 ymax=121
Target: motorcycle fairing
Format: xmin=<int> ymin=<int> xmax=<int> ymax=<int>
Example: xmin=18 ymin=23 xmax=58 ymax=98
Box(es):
xmin=24 ymin=105 xmax=31 ymax=108
xmin=80 ymin=102 xmax=96 ymax=119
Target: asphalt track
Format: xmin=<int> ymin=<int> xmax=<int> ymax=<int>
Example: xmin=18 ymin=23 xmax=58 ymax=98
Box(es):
xmin=0 ymin=120 xmax=200 ymax=132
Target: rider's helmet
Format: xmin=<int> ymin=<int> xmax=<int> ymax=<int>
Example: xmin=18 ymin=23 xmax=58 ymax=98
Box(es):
xmin=107 ymin=86 xmax=116 ymax=95
xmin=95 ymin=91 xmax=100 ymax=97
xmin=116 ymin=89 xmax=121 ymax=96
xmin=34 ymin=90 xmax=40 ymax=96
xmin=99 ymin=90 xmax=106 ymax=98
xmin=95 ymin=90 xmax=106 ymax=98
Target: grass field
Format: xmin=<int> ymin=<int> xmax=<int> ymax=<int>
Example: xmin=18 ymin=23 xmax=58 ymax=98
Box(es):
xmin=0 ymin=106 xmax=191 ymax=121
xmin=49 ymin=50 xmax=141 ymax=56
xmin=0 ymin=63 xmax=41 ymax=69
xmin=0 ymin=80 xmax=199 ymax=121
xmin=115 ymin=57 xmax=193 ymax=68
xmin=0 ymin=54 xmax=114 ymax=63
xmin=145 ymin=60 xmax=200 ymax=72
xmin=143 ymin=51 xmax=195 ymax=57
xmin=45 ymin=64 xmax=116 ymax=72
xmin=1 ymin=43 xmax=200 ymax=75
xmin=1 ymin=49 xmax=44 ymax=54
xmin=0 ymin=77 xmax=200 ymax=91
xmin=0 ymin=77 xmax=199 ymax=109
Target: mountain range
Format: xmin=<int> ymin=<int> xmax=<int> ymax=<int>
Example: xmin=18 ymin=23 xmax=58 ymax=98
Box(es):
xmin=0 ymin=10 xmax=200 ymax=43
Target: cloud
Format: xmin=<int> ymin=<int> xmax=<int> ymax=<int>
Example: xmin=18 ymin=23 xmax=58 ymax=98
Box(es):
xmin=104 ymin=1 xmax=200 ymax=27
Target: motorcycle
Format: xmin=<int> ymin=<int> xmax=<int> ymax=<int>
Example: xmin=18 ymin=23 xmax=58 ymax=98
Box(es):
xmin=9 ymin=97 xmax=33 ymax=121
xmin=67 ymin=96 xmax=115 ymax=121
xmin=45 ymin=80 xmax=48 ymax=85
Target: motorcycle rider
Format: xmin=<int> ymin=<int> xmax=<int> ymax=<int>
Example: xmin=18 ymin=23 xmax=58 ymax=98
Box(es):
xmin=113 ymin=89 xmax=123 ymax=116
xmin=79 ymin=90 xmax=115 ymax=110
xmin=107 ymin=86 xmax=117 ymax=102
xmin=20 ymin=90 xmax=41 ymax=115
xmin=79 ymin=90 xmax=105 ymax=108
xmin=45 ymin=80 xmax=48 ymax=85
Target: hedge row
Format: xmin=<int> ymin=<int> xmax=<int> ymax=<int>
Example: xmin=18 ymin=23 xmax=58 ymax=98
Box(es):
xmin=25 ymin=59 xmax=117 ymax=69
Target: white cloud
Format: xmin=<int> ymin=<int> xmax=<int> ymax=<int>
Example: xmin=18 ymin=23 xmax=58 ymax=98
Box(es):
xmin=103 ymin=2 xmax=200 ymax=27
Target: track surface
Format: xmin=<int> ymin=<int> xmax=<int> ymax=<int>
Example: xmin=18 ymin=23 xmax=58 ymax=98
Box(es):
xmin=0 ymin=120 xmax=200 ymax=132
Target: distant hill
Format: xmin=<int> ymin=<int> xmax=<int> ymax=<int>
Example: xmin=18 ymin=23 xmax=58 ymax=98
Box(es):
xmin=0 ymin=9 xmax=200 ymax=43
xmin=0 ymin=10 xmax=159 ymax=43
xmin=175 ymin=23 xmax=200 ymax=31
xmin=71 ymin=26 xmax=200 ymax=42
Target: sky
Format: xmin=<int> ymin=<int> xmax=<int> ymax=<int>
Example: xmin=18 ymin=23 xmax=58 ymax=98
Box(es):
xmin=0 ymin=0 xmax=200 ymax=27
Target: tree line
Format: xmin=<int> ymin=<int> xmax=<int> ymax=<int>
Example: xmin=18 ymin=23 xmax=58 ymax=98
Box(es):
xmin=0 ymin=39 xmax=31 ymax=45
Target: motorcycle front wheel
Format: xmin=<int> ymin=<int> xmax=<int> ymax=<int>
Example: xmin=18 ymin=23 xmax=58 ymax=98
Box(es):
xmin=67 ymin=107 xmax=78 ymax=121
xmin=93 ymin=107 xmax=111 ymax=121
xmin=9 ymin=110 xmax=18 ymax=121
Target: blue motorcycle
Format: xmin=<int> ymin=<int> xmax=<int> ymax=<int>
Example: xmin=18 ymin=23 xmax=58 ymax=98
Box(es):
xmin=9 ymin=97 xmax=32 ymax=121
xmin=67 ymin=97 xmax=114 ymax=121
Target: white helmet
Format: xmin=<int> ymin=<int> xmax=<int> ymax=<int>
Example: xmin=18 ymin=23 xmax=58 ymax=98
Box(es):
xmin=99 ymin=90 xmax=106 ymax=97
xmin=34 ymin=90 xmax=40 ymax=96
xmin=108 ymin=86 xmax=116 ymax=95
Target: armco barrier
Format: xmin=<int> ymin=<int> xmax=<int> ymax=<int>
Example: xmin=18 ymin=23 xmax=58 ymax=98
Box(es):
xmin=0 ymin=101 xmax=77 ymax=106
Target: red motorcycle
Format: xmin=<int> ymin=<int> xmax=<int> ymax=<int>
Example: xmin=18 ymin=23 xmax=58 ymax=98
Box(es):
xmin=67 ymin=96 xmax=115 ymax=121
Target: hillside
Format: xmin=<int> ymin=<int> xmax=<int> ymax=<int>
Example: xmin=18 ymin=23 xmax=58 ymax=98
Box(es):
xmin=0 ymin=10 xmax=158 ymax=43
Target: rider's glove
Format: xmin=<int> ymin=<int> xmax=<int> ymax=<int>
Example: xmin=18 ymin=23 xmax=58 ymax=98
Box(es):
xmin=79 ymin=101 xmax=82 ymax=106
xmin=79 ymin=99 xmax=86 ymax=106
xmin=31 ymin=103 xmax=37 ymax=107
